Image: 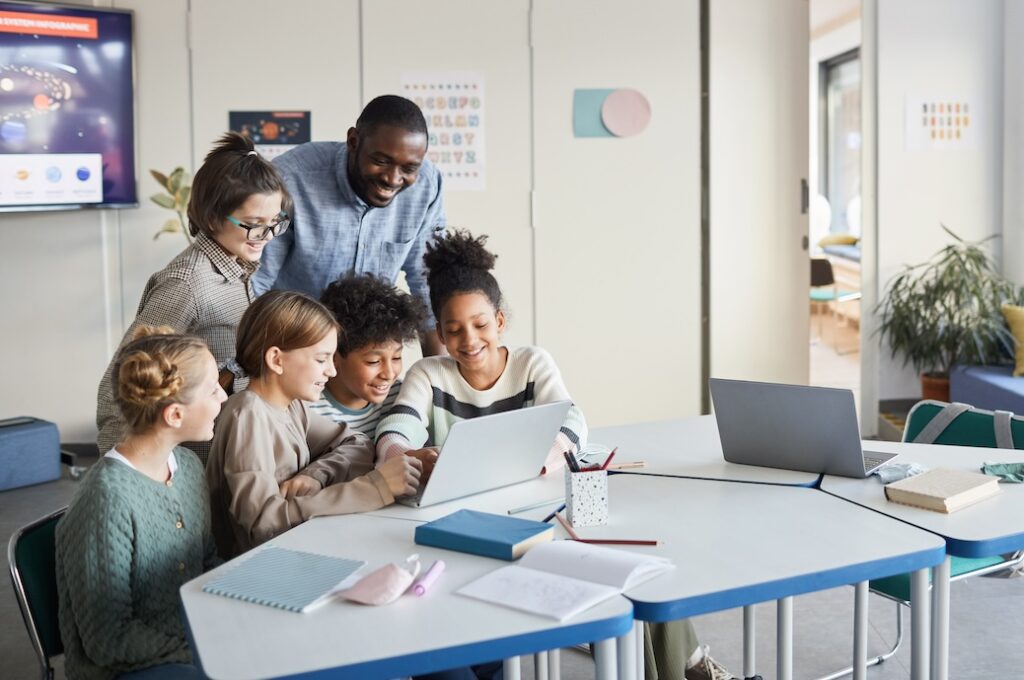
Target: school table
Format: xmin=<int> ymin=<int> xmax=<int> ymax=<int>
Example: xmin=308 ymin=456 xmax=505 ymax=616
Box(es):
xmin=180 ymin=514 xmax=636 ymax=680
xmin=528 ymin=473 xmax=946 ymax=680
xmin=822 ymin=440 xmax=1024 ymax=680
xmin=590 ymin=416 xmax=821 ymax=486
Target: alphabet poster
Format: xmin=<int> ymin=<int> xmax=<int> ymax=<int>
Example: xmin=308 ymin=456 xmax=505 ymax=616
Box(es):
xmin=401 ymin=72 xmax=485 ymax=190
xmin=904 ymin=96 xmax=978 ymax=151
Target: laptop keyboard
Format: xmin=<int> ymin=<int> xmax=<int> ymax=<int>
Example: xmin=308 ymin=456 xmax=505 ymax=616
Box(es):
xmin=863 ymin=455 xmax=889 ymax=472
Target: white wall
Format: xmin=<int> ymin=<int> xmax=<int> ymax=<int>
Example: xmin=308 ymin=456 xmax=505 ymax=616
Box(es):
xmin=710 ymin=0 xmax=810 ymax=388
xmin=0 ymin=0 xmax=812 ymax=441
xmin=875 ymin=0 xmax=1004 ymax=399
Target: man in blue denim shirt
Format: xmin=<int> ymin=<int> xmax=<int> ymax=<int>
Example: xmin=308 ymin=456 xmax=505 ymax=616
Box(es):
xmin=253 ymin=95 xmax=446 ymax=355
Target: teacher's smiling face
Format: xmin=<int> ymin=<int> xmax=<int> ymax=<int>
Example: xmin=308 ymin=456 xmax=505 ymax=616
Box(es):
xmin=346 ymin=124 xmax=428 ymax=208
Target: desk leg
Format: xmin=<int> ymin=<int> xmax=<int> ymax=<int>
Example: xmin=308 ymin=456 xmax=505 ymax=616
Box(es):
xmin=535 ymin=651 xmax=549 ymax=680
xmin=595 ymin=638 xmax=618 ymax=680
xmin=777 ymin=597 xmax=793 ymax=680
xmin=635 ymin=620 xmax=645 ymax=679
xmin=503 ymin=655 xmax=522 ymax=680
xmin=548 ymin=648 xmax=561 ymax=680
xmin=931 ymin=556 xmax=951 ymax=680
xmin=909 ymin=567 xmax=930 ymax=680
xmin=617 ymin=623 xmax=637 ymax=680
xmin=853 ymin=581 xmax=868 ymax=680
xmin=743 ymin=605 xmax=756 ymax=679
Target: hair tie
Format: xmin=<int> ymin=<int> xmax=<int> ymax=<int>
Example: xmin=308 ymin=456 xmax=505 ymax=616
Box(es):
xmin=222 ymin=357 xmax=248 ymax=380
xmin=246 ymin=150 xmax=258 ymax=156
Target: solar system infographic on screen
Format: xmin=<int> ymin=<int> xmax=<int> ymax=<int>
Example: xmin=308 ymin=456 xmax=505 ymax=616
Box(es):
xmin=0 ymin=3 xmax=136 ymax=210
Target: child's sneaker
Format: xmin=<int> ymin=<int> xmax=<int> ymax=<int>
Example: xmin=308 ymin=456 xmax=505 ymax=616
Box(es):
xmin=684 ymin=645 xmax=738 ymax=680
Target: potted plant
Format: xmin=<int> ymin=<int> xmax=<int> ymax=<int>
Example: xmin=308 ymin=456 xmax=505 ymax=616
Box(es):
xmin=149 ymin=167 xmax=192 ymax=243
xmin=876 ymin=226 xmax=1022 ymax=401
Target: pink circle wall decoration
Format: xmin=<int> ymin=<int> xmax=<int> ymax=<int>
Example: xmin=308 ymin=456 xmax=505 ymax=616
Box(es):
xmin=600 ymin=89 xmax=651 ymax=137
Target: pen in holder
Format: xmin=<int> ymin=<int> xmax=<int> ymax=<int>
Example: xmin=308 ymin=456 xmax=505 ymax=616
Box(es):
xmin=565 ymin=467 xmax=609 ymax=527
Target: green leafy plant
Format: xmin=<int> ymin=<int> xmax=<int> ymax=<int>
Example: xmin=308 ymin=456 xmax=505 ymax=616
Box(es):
xmin=876 ymin=225 xmax=1023 ymax=378
xmin=149 ymin=167 xmax=192 ymax=243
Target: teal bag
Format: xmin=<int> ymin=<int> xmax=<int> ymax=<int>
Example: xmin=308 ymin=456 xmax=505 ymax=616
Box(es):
xmin=903 ymin=400 xmax=1024 ymax=450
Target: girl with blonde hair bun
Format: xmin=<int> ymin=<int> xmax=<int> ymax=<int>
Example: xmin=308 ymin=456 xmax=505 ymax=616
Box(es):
xmin=57 ymin=326 xmax=225 ymax=680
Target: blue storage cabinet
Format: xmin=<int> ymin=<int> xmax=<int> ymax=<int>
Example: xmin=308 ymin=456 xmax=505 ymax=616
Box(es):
xmin=0 ymin=417 xmax=61 ymax=491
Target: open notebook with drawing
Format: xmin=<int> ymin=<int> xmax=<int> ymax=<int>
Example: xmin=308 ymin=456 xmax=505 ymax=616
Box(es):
xmin=457 ymin=540 xmax=673 ymax=621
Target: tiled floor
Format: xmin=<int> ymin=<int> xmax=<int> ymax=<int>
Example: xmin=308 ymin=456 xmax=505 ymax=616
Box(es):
xmin=810 ymin=310 xmax=861 ymax=416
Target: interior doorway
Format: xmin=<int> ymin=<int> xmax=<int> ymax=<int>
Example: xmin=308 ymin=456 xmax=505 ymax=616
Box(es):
xmin=808 ymin=0 xmax=863 ymax=413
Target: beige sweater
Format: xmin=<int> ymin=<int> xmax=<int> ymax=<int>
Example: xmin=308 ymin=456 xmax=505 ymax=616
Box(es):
xmin=207 ymin=390 xmax=394 ymax=558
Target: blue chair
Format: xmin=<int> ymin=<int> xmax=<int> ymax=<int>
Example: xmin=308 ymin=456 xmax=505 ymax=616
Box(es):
xmin=818 ymin=401 xmax=1023 ymax=679
xmin=810 ymin=257 xmax=861 ymax=355
xmin=8 ymin=507 xmax=66 ymax=680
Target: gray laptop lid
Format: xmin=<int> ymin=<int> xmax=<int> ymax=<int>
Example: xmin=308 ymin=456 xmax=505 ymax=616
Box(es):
xmin=404 ymin=400 xmax=572 ymax=507
xmin=709 ymin=378 xmax=892 ymax=478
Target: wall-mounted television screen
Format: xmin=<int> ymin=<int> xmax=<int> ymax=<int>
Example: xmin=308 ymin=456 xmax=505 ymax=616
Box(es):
xmin=0 ymin=1 xmax=136 ymax=212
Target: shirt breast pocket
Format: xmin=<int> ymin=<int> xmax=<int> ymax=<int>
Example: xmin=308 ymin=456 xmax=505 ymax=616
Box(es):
xmin=378 ymin=239 xmax=413 ymax=281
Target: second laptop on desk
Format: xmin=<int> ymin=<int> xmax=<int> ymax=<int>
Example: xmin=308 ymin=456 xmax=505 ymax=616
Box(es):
xmin=397 ymin=400 xmax=571 ymax=508
xmin=710 ymin=378 xmax=896 ymax=478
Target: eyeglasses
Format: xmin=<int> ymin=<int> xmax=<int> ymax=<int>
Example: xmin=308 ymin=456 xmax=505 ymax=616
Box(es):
xmin=225 ymin=212 xmax=290 ymax=241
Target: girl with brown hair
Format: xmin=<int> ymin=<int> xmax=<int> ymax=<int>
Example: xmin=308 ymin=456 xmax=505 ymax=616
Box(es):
xmin=205 ymin=290 xmax=421 ymax=559
xmin=95 ymin=132 xmax=292 ymax=463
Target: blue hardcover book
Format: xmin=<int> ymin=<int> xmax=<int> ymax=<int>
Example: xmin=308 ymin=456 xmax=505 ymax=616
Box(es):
xmin=414 ymin=509 xmax=554 ymax=560
xmin=202 ymin=546 xmax=364 ymax=613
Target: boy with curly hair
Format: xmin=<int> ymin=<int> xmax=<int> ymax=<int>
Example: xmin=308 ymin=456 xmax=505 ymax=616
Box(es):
xmin=311 ymin=273 xmax=427 ymax=438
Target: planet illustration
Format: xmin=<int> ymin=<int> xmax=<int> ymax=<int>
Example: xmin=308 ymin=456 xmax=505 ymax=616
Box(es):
xmin=45 ymin=166 xmax=62 ymax=183
xmin=76 ymin=166 xmax=91 ymax=181
xmin=260 ymin=121 xmax=280 ymax=141
xmin=1 ymin=120 xmax=27 ymax=143
xmin=16 ymin=169 xmax=30 ymax=181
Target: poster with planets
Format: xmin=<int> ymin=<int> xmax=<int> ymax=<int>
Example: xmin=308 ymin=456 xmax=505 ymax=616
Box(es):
xmin=401 ymin=72 xmax=486 ymax=191
xmin=0 ymin=3 xmax=136 ymax=209
xmin=905 ymin=95 xmax=979 ymax=152
xmin=229 ymin=111 xmax=311 ymax=161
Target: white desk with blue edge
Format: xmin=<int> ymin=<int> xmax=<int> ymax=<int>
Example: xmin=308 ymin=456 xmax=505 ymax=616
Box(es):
xmin=822 ymin=439 xmax=1024 ymax=680
xmin=590 ymin=415 xmax=819 ymax=679
xmin=518 ymin=474 xmax=946 ymax=680
xmin=180 ymin=513 xmax=635 ymax=680
xmin=591 ymin=416 xmax=820 ymax=487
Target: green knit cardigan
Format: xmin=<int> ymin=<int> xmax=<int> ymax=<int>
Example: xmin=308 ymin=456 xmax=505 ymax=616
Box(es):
xmin=56 ymin=447 xmax=219 ymax=680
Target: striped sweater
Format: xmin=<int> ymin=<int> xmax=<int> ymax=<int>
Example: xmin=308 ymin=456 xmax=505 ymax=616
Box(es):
xmin=375 ymin=346 xmax=587 ymax=472
xmin=309 ymin=380 xmax=401 ymax=439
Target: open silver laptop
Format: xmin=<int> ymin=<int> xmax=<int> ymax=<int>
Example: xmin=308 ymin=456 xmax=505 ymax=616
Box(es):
xmin=397 ymin=400 xmax=572 ymax=508
xmin=709 ymin=378 xmax=897 ymax=478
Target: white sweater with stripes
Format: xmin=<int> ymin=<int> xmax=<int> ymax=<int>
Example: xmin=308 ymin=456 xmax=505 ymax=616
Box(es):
xmin=375 ymin=346 xmax=587 ymax=472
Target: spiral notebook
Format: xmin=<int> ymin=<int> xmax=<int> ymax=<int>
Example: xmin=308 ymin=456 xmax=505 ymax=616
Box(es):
xmin=202 ymin=546 xmax=365 ymax=613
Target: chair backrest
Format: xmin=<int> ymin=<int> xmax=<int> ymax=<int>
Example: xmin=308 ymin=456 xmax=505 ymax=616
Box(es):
xmin=810 ymin=257 xmax=835 ymax=287
xmin=903 ymin=400 xmax=1024 ymax=449
xmin=8 ymin=506 xmax=66 ymax=679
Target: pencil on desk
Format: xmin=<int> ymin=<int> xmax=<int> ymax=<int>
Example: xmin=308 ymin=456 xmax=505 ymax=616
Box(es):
xmin=609 ymin=461 xmax=647 ymax=470
xmin=573 ymin=538 xmax=662 ymax=546
xmin=554 ymin=512 xmax=580 ymax=540
xmin=600 ymin=448 xmax=618 ymax=470
xmin=507 ymin=497 xmax=563 ymax=515
xmin=542 ymin=504 xmax=566 ymax=523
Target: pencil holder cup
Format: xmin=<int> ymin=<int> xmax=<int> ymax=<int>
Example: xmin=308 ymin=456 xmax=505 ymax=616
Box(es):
xmin=565 ymin=469 xmax=608 ymax=527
